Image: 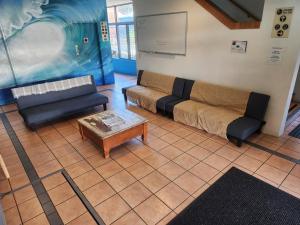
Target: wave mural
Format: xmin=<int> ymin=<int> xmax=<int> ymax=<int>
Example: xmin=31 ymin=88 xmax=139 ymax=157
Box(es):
xmin=0 ymin=0 xmax=114 ymax=104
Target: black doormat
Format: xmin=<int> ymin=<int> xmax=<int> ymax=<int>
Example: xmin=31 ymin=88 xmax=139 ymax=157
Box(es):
xmin=168 ymin=167 xmax=300 ymax=225
xmin=289 ymin=124 xmax=300 ymax=138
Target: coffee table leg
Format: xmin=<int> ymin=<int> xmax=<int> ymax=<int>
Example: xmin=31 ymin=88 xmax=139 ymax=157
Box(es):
xmin=78 ymin=124 xmax=84 ymax=139
xmin=103 ymin=143 xmax=110 ymax=159
xmin=142 ymin=123 xmax=148 ymax=142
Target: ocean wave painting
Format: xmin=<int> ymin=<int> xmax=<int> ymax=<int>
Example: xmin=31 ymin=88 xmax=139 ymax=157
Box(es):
xmin=0 ymin=0 xmax=114 ymax=93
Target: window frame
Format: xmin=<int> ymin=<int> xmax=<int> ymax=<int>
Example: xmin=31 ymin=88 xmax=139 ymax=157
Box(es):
xmin=107 ymin=3 xmax=136 ymax=60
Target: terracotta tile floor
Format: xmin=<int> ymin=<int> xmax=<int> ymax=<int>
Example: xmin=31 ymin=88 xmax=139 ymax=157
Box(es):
xmin=1 ymin=74 xmax=300 ymax=225
xmin=251 ymin=109 xmax=300 ymax=160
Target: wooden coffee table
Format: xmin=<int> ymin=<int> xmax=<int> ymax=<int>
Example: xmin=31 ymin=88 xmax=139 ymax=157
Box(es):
xmin=77 ymin=110 xmax=148 ymax=158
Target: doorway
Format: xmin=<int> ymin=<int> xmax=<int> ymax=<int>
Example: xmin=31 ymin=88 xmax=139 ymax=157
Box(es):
xmin=106 ymin=0 xmax=137 ymax=76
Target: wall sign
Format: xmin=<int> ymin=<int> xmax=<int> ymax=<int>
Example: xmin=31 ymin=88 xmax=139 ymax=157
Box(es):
xmin=100 ymin=21 xmax=109 ymax=42
xmin=272 ymin=7 xmax=294 ymax=38
xmin=268 ymin=47 xmax=284 ymax=64
xmin=231 ymin=41 xmax=247 ymax=54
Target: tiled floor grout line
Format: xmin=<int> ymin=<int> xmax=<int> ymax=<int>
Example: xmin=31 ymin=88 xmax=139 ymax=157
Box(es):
xmin=2 ymin=169 xmax=64 ymax=197
xmin=7 ymin=175 xmax=23 ymax=225
xmin=62 ymin=170 xmax=106 ymax=225
xmin=16 ymin=119 xmax=108 ymax=225
xmin=2 ymin=77 xmax=295 ymax=223
xmin=94 ymin=137 xmax=174 ymax=224
xmin=51 ymin=120 xmax=155 ymax=225
xmin=4 ymin=94 xmax=300 ymax=222
xmin=133 ymin=102 xmax=300 ymax=163
xmin=246 ymin=140 xmax=300 ymax=164
xmin=66 ymin=129 xmax=198 ymax=225
xmin=125 ymin=136 xmax=221 ymax=218
xmin=16 ymin=111 xmax=297 ymax=199
xmin=0 ymin=113 xmax=64 ymax=225
xmin=278 ymin=163 xmax=297 ymax=188
xmin=41 ymin=123 xmax=110 ymax=224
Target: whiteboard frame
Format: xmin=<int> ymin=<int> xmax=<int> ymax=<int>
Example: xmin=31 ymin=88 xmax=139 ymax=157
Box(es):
xmin=136 ymin=11 xmax=188 ymax=56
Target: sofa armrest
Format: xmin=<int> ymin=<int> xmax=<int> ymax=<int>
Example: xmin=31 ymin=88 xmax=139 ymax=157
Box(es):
xmin=137 ymin=70 xmax=144 ymax=85
xmin=122 ymin=85 xmax=137 ymax=101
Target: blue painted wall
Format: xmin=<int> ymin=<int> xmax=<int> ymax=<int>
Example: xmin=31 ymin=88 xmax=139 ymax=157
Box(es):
xmin=113 ymin=59 xmax=137 ymax=76
xmin=0 ymin=0 xmax=114 ymax=105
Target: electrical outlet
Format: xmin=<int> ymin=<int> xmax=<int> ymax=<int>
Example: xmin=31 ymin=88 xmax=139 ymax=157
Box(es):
xmin=83 ymin=37 xmax=89 ymax=44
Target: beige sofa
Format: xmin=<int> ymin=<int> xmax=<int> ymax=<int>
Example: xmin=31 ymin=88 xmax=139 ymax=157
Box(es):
xmin=126 ymin=71 xmax=175 ymax=113
xmin=123 ymin=70 xmax=270 ymax=146
xmin=173 ymin=81 xmax=250 ymax=139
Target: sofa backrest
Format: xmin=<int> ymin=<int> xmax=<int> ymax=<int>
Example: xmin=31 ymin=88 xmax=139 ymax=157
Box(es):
xmin=245 ymin=92 xmax=270 ymax=121
xmin=182 ymin=79 xmax=195 ymax=100
xmin=140 ymin=70 xmax=175 ymax=95
xmin=13 ymin=76 xmax=97 ymax=110
xmin=172 ymin=78 xmax=185 ymax=98
xmin=190 ymin=81 xmax=250 ymax=114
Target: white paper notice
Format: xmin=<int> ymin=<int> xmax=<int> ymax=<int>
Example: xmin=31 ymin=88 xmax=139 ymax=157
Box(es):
xmin=268 ymin=47 xmax=284 ymax=64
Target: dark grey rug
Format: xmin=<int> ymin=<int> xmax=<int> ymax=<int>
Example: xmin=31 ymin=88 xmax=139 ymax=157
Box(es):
xmin=168 ymin=167 xmax=300 ymax=225
xmin=289 ymin=124 xmax=300 ymax=139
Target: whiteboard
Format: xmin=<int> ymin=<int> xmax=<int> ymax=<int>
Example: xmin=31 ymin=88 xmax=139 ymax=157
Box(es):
xmin=136 ymin=12 xmax=187 ymax=55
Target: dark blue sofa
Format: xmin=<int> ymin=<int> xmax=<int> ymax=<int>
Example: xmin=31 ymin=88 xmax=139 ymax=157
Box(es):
xmin=13 ymin=76 xmax=108 ymax=130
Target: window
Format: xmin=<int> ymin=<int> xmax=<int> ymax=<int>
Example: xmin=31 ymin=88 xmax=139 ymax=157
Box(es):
xmin=117 ymin=4 xmax=133 ymax=23
xmin=107 ymin=3 xmax=136 ymax=60
xmin=118 ymin=25 xmax=128 ymax=59
xmin=107 ymin=7 xmax=116 ymax=23
xmin=129 ymin=25 xmax=136 ymax=59
xmin=109 ymin=25 xmax=118 ymax=57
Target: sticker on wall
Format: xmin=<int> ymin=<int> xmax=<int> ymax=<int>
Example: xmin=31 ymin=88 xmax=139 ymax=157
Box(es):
xmin=231 ymin=41 xmax=247 ymax=53
xmin=268 ymin=47 xmax=284 ymax=64
xmin=100 ymin=21 xmax=109 ymax=42
xmin=272 ymin=7 xmax=293 ymax=38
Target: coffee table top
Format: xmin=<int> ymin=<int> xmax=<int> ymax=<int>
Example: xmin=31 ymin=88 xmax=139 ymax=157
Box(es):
xmin=77 ymin=110 xmax=148 ymax=139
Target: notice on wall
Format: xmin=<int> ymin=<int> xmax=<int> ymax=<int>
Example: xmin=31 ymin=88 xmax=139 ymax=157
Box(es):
xmin=271 ymin=7 xmax=294 ymax=38
xmin=231 ymin=41 xmax=247 ymax=53
xmin=268 ymin=47 xmax=284 ymax=64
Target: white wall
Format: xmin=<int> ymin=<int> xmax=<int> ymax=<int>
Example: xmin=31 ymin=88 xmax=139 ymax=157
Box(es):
xmin=133 ymin=0 xmax=300 ymax=136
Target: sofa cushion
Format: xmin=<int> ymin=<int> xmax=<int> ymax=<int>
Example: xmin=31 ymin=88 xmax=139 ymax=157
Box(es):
xmin=140 ymin=71 xmax=175 ymax=94
xmin=14 ymin=76 xmax=97 ymax=110
xmin=190 ymin=81 xmax=250 ymax=114
xmin=197 ymin=106 xmax=242 ymax=139
xmin=227 ymin=117 xmax=262 ymax=141
xmin=157 ymin=96 xmax=182 ymax=112
xmin=173 ymin=100 xmax=211 ymax=128
xmin=21 ymin=93 xmax=108 ymax=128
xmin=174 ymin=100 xmax=242 ymax=139
xmin=126 ymin=86 xmax=168 ymax=113
xmin=165 ymin=99 xmax=186 ymax=115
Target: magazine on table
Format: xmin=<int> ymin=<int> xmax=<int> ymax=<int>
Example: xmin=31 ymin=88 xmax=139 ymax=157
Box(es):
xmin=96 ymin=112 xmax=125 ymax=128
